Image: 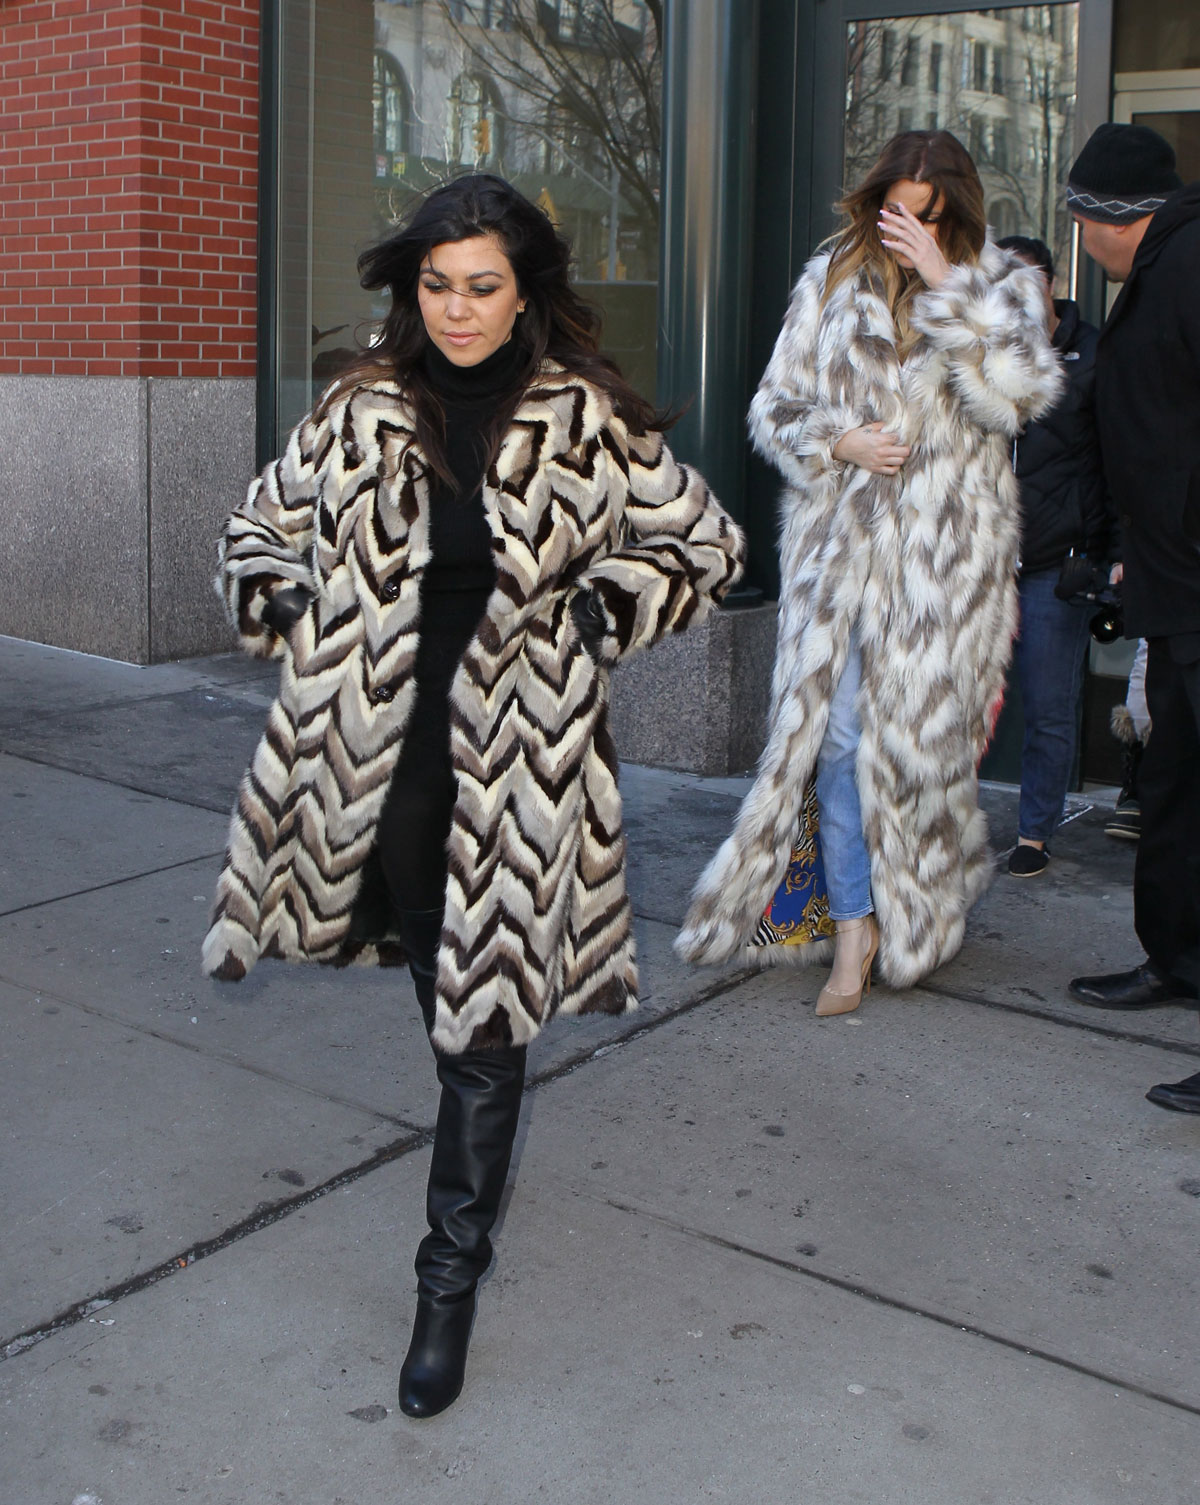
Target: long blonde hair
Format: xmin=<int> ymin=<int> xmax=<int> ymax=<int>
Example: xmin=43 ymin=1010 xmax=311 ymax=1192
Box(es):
xmin=823 ymin=131 xmax=986 ymax=355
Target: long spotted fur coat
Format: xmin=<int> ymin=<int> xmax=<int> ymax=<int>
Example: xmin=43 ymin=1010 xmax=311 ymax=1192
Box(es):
xmin=203 ymin=368 xmax=744 ymax=1051
xmin=676 ymin=241 xmax=1062 ymax=985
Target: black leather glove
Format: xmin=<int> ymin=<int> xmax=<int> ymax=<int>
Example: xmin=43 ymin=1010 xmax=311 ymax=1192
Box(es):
xmin=261 ymin=584 xmax=315 ymax=637
xmin=569 ymin=589 xmax=609 ymax=662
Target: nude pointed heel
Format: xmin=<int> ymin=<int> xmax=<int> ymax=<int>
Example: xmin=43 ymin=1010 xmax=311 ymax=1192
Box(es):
xmin=815 ymin=915 xmax=879 ymax=1017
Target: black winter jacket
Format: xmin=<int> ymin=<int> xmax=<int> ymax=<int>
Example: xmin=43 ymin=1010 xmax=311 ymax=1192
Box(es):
xmin=1015 ymin=300 xmax=1110 ymax=576
xmin=1094 ymin=181 xmax=1200 ymax=638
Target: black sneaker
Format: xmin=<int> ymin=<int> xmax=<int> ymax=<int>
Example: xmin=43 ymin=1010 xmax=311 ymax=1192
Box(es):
xmin=1104 ymin=799 xmax=1140 ymax=840
xmin=1008 ymin=844 xmax=1050 ymax=877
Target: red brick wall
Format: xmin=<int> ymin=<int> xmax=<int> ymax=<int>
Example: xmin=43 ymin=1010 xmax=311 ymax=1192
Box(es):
xmin=0 ymin=0 xmax=260 ymax=379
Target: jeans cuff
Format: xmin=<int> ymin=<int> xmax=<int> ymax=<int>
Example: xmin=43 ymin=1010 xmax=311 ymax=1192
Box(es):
xmin=828 ymin=903 xmax=875 ymax=923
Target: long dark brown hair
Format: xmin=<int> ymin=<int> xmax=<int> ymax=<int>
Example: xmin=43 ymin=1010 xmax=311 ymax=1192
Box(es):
xmin=322 ymin=173 xmax=664 ymax=487
xmin=824 ymin=131 xmax=986 ymax=353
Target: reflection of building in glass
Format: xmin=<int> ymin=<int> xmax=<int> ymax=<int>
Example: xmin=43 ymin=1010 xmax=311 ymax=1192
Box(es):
xmin=845 ymin=6 xmax=1078 ymax=278
xmin=371 ymin=0 xmax=660 ymax=285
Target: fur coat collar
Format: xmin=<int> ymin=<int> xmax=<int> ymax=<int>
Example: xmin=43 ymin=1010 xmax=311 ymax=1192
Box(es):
xmin=677 ymin=242 xmax=1063 ymax=985
xmin=203 ymin=368 xmax=743 ymax=1051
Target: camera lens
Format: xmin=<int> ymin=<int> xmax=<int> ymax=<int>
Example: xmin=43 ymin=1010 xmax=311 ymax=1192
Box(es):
xmin=1089 ymin=607 xmax=1122 ymax=644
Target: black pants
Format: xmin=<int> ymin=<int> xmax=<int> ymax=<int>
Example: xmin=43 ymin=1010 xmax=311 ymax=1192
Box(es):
xmin=1134 ymin=636 xmax=1200 ymax=995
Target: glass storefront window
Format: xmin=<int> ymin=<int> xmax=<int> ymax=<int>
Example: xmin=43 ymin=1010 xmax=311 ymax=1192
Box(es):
xmin=271 ymin=0 xmax=662 ymax=447
xmin=844 ymin=6 xmax=1080 ymax=289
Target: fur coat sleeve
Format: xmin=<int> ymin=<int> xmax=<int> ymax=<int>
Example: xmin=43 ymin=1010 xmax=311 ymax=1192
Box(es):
xmin=910 ymin=252 xmax=1064 ymax=435
xmin=573 ymin=425 xmax=743 ymax=663
xmin=747 ymin=252 xmax=864 ymax=487
xmin=215 ymin=409 xmax=332 ymax=658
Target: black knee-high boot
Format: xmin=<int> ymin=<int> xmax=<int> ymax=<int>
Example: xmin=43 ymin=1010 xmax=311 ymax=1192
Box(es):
xmin=394 ymin=908 xmax=527 ymax=1419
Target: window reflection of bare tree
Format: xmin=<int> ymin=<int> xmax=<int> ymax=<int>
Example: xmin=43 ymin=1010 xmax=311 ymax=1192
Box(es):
xmin=353 ymin=2 xmax=664 ymax=398
xmin=439 ymin=1 xmax=662 ymax=280
xmin=842 ymin=8 xmax=1077 ymax=278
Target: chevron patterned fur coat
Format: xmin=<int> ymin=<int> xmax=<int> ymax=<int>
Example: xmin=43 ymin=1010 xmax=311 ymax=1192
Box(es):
xmin=202 ymin=368 xmax=743 ymax=1052
xmin=676 ymin=241 xmax=1062 ymax=986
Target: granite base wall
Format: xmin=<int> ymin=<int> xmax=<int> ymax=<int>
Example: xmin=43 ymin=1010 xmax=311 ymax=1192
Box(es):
xmin=608 ymin=602 xmax=777 ymax=775
xmin=147 ymin=379 xmax=255 ymax=662
xmin=0 ymin=377 xmax=774 ymax=774
xmin=0 ymin=377 xmax=253 ymax=664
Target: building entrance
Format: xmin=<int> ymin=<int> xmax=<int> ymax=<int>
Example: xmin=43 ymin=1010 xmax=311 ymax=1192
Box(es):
xmin=792 ymin=0 xmax=1200 ymax=786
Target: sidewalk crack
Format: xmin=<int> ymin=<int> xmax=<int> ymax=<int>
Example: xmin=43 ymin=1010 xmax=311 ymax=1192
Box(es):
xmin=1 ymin=1128 xmax=431 ymax=1363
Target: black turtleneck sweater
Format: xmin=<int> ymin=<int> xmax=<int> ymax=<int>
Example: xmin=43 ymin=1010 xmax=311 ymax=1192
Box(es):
xmin=375 ymin=337 xmax=522 ymax=913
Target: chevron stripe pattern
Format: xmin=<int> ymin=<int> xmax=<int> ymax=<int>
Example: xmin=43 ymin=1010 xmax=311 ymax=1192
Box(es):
xmin=203 ymin=369 xmax=744 ymax=1053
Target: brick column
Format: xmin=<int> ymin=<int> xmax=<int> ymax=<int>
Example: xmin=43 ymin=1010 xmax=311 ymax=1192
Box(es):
xmin=0 ymin=0 xmax=261 ymax=661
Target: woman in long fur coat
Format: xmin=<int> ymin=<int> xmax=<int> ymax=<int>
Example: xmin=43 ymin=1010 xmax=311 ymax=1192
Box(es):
xmin=677 ymin=131 xmax=1062 ymax=1011
xmin=203 ymin=176 xmax=743 ymax=1418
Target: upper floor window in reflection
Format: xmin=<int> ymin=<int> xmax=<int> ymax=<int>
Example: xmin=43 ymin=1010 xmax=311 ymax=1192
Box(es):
xmin=456 ymin=0 xmax=515 ymax=27
xmin=374 ymin=50 xmax=413 ymax=168
xmin=450 ymin=71 xmax=506 ymax=164
xmin=880 ymin=28 xmax=896 ymax=79
xmin=539 ymin=0 xmax=643 ymax=50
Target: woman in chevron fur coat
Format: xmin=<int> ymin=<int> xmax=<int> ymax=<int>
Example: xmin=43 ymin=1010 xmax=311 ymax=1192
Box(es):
xmin=678 ymin=131 xmax=1062 ymax=1010
xmin=203 ymin=176 xmax=743 ymax=1417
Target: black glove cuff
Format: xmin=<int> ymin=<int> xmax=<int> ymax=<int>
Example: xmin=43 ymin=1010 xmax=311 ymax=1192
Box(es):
xmin=261 ymin=584 xmax=314 ymax=636
xmin=569 ymin=589 xmax=608 ymax=661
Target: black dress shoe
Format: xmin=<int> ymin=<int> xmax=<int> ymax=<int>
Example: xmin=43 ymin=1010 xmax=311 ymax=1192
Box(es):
xmin=1067 ymin=964 xmax=1194 ymax=1010
xmin=1146 ymin=1071 xmax=1200 ymax=1114
xmin=1008 ymin=844 xmax=1050 ymax=877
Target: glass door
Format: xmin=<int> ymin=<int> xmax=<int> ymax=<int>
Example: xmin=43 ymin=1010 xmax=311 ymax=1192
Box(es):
xmin=1112 ymin=69 xmax=1200 ymax=177
xmin=264 ymin=0 xmax=664 ymax=456
xmin=807 ymin=1 xmax=1089 ymax=784
xmin=813 ymin=4 xmax=1082 ymax=294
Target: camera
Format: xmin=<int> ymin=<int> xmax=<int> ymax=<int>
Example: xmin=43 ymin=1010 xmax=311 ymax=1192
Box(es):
xmin=1054 ymin=550 xmax=1123 ymax=644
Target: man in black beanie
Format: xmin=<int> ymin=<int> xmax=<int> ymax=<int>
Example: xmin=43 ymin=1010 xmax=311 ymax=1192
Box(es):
xmin=1064 ymin=122 xmax=1200 ymax=1115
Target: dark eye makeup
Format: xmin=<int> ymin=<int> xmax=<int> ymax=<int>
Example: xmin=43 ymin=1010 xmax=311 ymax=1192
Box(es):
xmin=420 ymin=280 xmax=500 ymax=296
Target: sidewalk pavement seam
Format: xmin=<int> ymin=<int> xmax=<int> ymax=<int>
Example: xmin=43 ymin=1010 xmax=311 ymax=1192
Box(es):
xmin=0 ymin=683 xmax=275 ymax=727
xmin=918 ymin=981 xmax=1200 ymax=1060
xmin=599 ymin=1194 xmax=1200 ymax=1421
xmin=0 ymin=970 xmax=424 ymax=1132
xmin=0 ymin=745 xmax=234 ymax=815
xmin=0 ymin=850 xmax=226 ymax=920
xmin=0 ymin=966 xmax=757 ymax=1367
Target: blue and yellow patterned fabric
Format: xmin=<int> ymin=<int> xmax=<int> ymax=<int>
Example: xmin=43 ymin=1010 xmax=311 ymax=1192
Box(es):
xmin=751 ymin=782 xmax=835 ymax=949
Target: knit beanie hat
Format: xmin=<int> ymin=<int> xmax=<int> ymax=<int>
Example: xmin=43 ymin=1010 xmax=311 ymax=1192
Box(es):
xmin=1067 ymin=123 xmax=1183 ymax=224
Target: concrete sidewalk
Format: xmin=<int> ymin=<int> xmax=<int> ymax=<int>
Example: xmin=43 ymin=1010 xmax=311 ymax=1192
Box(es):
xmin=1 ymin=634 xmax=1197 ymax=1505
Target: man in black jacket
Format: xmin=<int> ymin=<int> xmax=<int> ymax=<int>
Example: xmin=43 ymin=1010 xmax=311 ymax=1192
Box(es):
xmin=997 ymin=235 xmax=1110 ymax=880
xmin=1064 ymin=124 xmax=1200 ymax=1114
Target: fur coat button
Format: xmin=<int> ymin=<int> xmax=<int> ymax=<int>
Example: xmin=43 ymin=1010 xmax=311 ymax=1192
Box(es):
xmin=380 ymin=579 xmax=400 ymax=601
xmin=369 ymin=685 xmax=395 ymax=703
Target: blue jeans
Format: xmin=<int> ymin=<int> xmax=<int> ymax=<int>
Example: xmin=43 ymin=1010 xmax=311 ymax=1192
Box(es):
xmin=816 ymin=634 xmax=873 ymax=921
xmin=1013 ymin=569 xmax=1092 ymax=843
